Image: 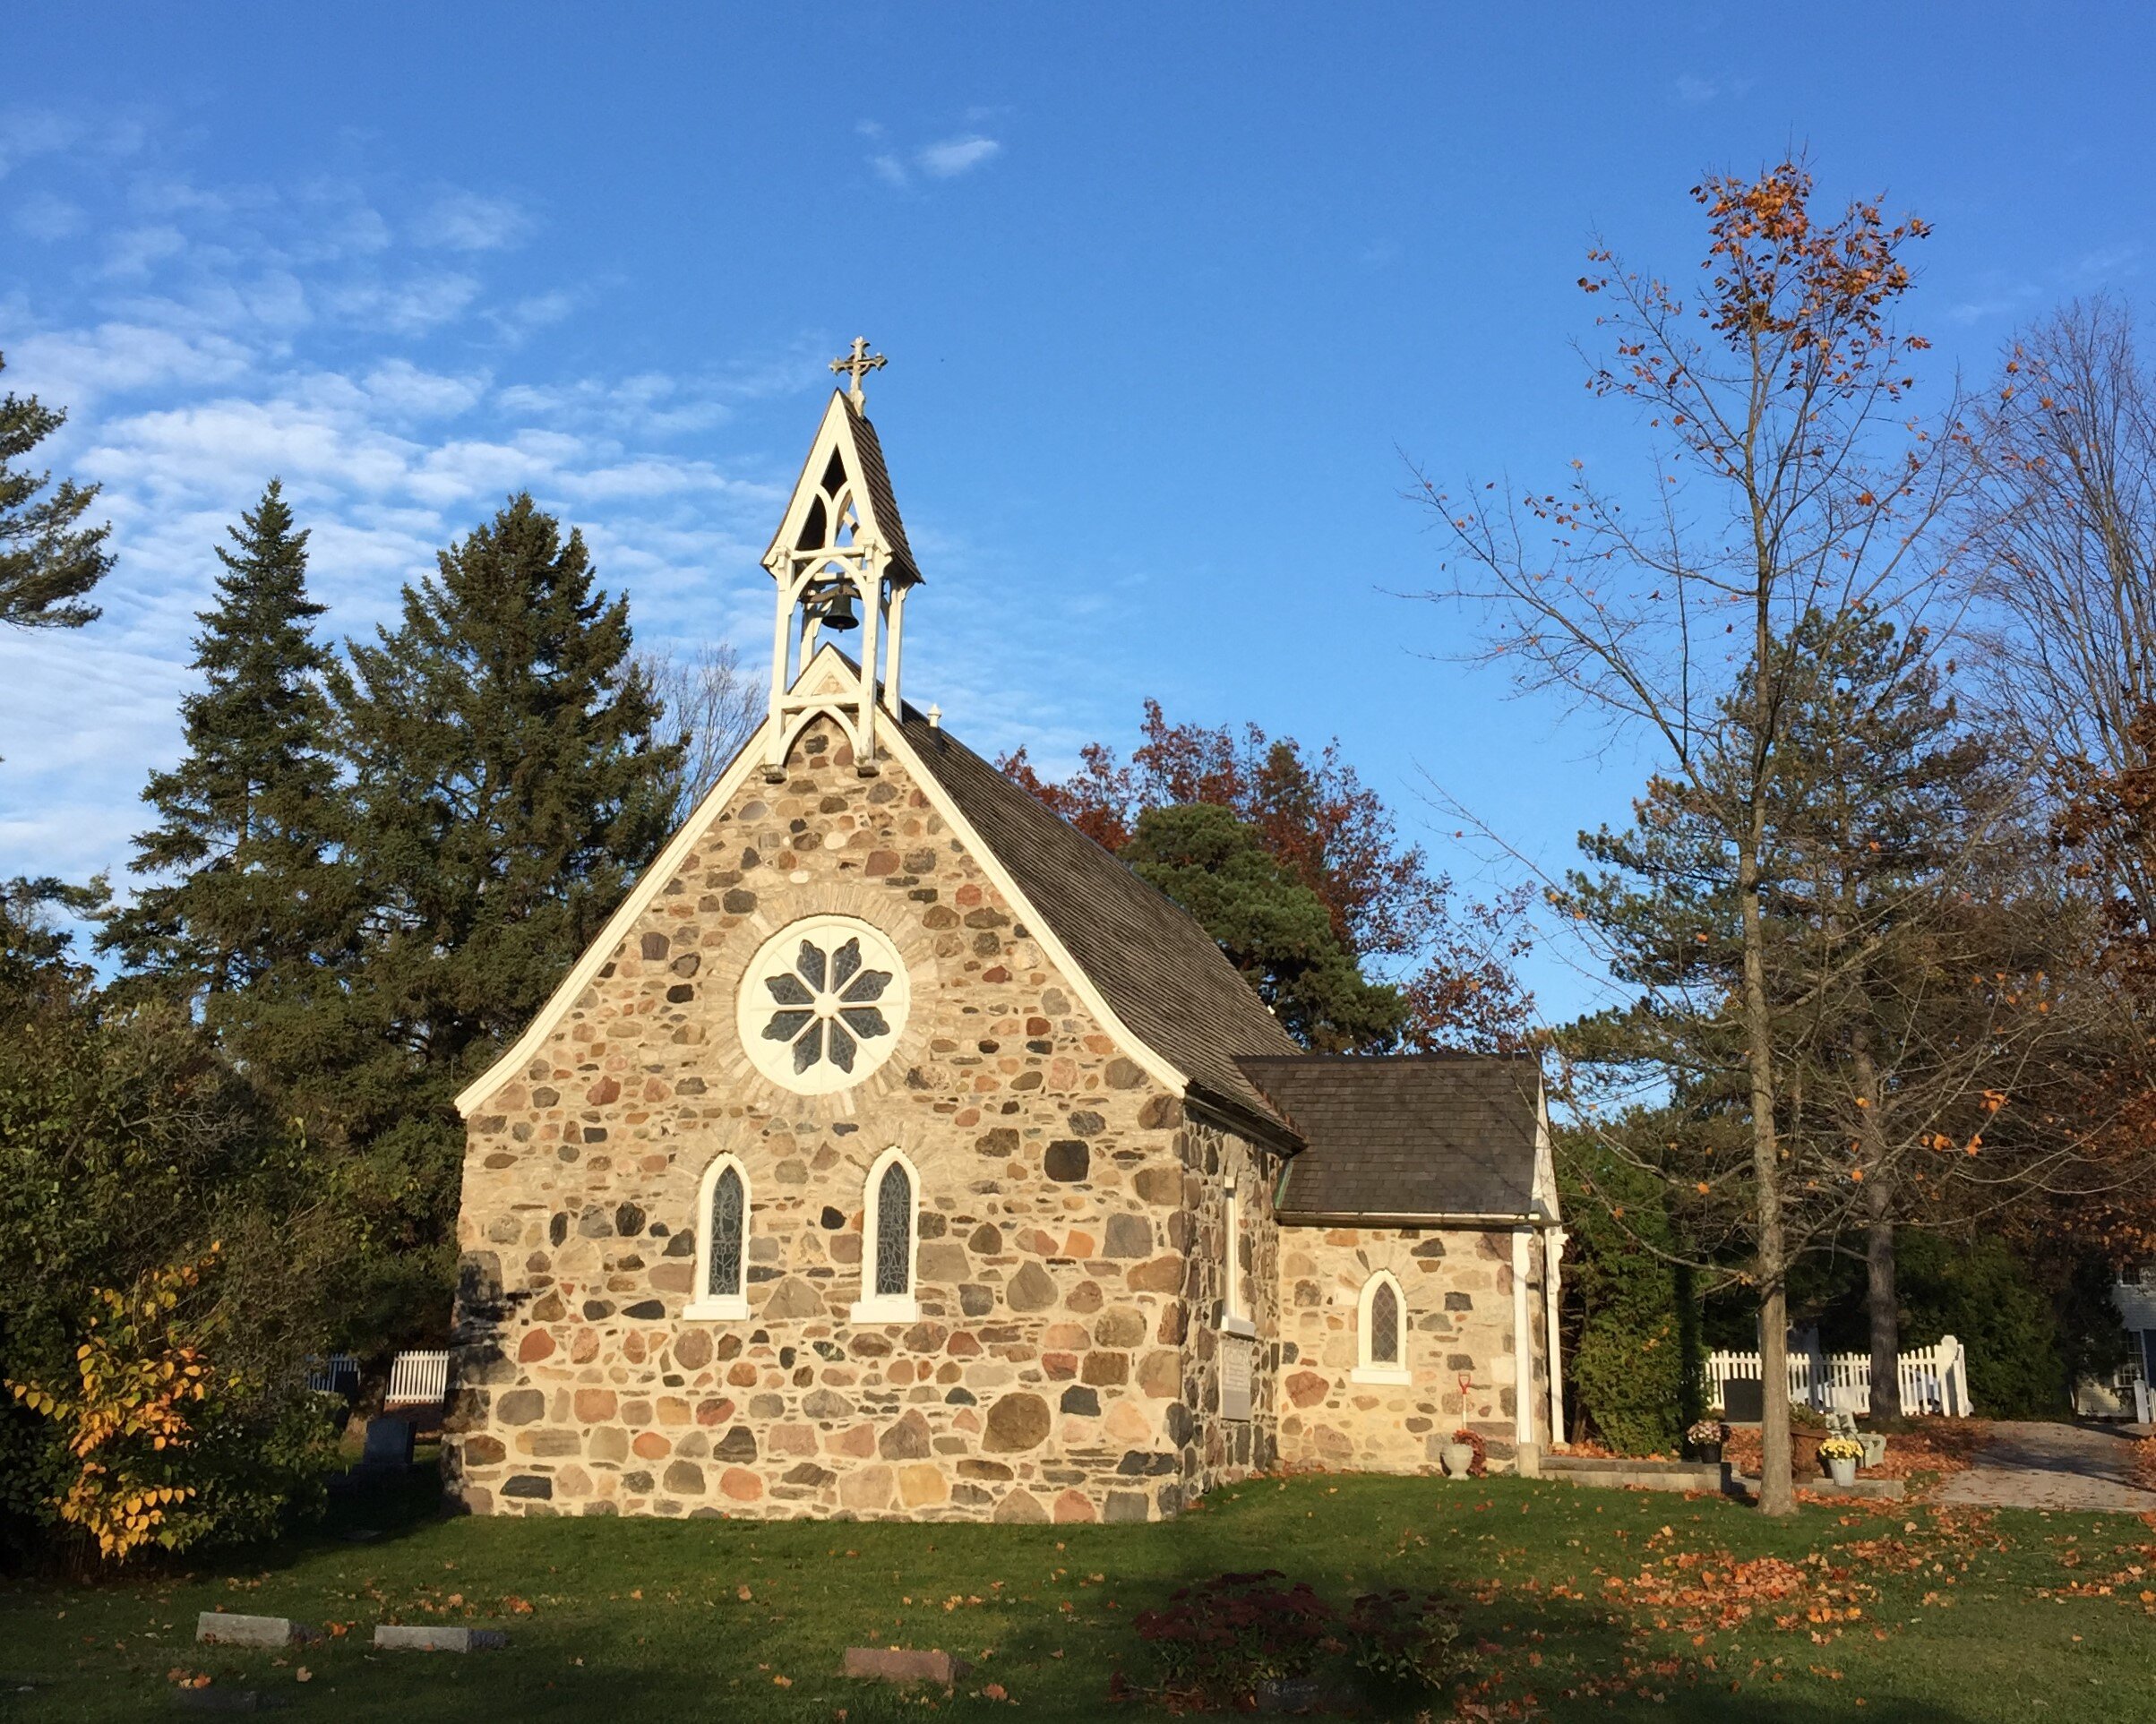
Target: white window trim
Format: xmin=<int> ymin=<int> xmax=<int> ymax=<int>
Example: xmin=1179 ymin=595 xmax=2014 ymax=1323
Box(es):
xmin=850 ymin=1146 xmax=920 ymax=1323
xmin=1352 ymin=1269 xmax=1411 ymax=1385
xmin=685 ymin=1154 xmax=752 ymax=1321
xmin=1222 ymin=1178 xmax=1257 ymax=1337
xmin=734 ymin=913 xmax=914 ymax=1097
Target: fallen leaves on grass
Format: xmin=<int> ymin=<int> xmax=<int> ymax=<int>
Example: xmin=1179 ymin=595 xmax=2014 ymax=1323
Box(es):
xmin=1599 ymin=1550 xmax=1872 ymax=1635
xmin=2132 ymin=1436 xmax=2156 ymax=1493
xmin=1722 ymin=1420 xmax=1988 ymax=1488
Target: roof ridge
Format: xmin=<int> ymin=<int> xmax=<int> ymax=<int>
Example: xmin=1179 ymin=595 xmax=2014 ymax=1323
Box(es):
xmin=893 ymin=707 xmax=1304 ymax=1129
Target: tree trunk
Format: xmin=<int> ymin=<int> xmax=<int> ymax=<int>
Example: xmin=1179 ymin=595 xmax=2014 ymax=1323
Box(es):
xmin=1738 ymin=807 xmax=1795 ymax=1514
xmin=1865 ymin=1188 xmax=1900 ymax=1421
xmin=1849 ymin=1039 xmax=1900 ymax=1420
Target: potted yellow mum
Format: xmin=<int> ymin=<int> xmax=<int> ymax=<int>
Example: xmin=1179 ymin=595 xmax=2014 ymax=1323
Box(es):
xmin=1818 ymin=1434 xmax=1863 ymax=1488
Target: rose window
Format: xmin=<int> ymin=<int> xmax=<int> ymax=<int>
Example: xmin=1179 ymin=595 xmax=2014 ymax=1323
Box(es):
xmin=735 ymin=914 xmax=911 ymax=1094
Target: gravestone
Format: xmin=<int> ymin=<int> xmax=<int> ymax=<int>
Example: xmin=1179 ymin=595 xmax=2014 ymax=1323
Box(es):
xmin=843 ymin=1648 xmax=969 ymax=1685
xmin=357 ymin=1417 xmax=415 ymax=1471
xmin=374 ymin=1625 xmax=508 ymax=1653
xmin=194 ymin=1614 xmax=309 ymax=1648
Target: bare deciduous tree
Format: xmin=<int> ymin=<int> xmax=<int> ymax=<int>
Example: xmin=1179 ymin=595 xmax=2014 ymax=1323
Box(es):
xmin=1970 ymin=298 xmax=2156 ymax=788
xmin=1966 ymin=296 xmax=2156 ymax=1270
xmin=1419 ymin=159 xmax=1965 ymax=1512
xmin=642 ymin=639 xmax=761 ymax=826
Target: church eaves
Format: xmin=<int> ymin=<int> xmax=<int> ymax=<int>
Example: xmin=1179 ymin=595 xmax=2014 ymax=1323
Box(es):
xmin=452 ymin=667 xmax=1304 ymax=1136
xmin=1239 ymin=1053 xmax=1548 ymax=1221
xmin=890 ymin=706 xmax=1305 ymax=1137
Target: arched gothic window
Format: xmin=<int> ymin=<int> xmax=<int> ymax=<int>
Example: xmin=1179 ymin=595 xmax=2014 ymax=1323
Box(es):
xmin=873 ymin=1161 xmax=911 ymax=1296
xmin=687 ymin=1154 xmax=752 ymax=1320
xmin=1353 ymin=1270 xmax=1412 ymax=1385
xmin=851 ymin=1148 xmax=920 ymax=1322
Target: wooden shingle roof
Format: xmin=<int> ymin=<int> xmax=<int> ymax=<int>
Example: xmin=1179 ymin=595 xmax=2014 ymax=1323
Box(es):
xmin=894 ymin=707 xmax=1303 ymax=1132
xmin=844 ymin=399 xmax=919 ymax=584
xmin=1240 ymin=1053 xmax=1544 ymax=1220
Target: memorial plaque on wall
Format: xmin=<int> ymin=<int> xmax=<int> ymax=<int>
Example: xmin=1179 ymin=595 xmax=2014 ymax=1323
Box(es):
xmin=1222 ymin=1334 xmax=1253 ymax=1420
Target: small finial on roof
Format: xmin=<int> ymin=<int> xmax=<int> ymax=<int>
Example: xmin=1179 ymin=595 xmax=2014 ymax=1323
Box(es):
xmin=926 ymin=703 xmax=942 ymax=730
xmin=829 ymin=336 xmax=887 ymax=410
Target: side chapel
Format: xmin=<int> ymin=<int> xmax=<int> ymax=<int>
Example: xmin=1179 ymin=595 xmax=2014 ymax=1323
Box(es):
xmin=444 ymin=347 xmax=1567 ymax=1524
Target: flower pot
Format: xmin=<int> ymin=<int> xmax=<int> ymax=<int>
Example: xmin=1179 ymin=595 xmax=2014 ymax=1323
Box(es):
xmin=1693 ymin=1442 xmax=1723 ymax=1465
xmin=1442 ymin=1443 xmax=1475 ymax=1479
xmin=1826 ymin=1454 xmax=1858 ymax=1488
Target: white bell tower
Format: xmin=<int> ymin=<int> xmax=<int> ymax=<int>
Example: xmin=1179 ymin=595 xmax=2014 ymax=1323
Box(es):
xmin=760 ymin=339 xmax=923 ymax=779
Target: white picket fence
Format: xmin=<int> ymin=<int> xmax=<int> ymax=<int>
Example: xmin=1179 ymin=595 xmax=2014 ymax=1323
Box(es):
xmin=1706 ymin=1334 xmax=1971 ymax=1418
xmin=304 ymin=1353 xmax=360 ymax=1395
xmin=384 ymin=1350 xmax=451 ymax=1409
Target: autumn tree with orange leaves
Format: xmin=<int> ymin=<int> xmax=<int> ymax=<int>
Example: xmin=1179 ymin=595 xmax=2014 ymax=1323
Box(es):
xmin=1422 ymin=159 xmax=1971 ymax=1512
xmin=1001 ymin=699 xmax=1534 ymax=1052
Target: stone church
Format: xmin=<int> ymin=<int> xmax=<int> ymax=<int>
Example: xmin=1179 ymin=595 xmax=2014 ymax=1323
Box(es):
xmin=443 ymin=347 xmax=1565 ymax=1524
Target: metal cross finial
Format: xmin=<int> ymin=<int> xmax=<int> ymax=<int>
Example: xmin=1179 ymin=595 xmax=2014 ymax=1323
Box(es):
xmin=830 ymin=337 xmax=887 ymax=409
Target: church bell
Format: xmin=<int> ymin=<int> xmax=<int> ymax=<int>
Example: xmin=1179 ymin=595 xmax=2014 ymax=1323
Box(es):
xmin=814 ymin=584 xmax=860 ymax=630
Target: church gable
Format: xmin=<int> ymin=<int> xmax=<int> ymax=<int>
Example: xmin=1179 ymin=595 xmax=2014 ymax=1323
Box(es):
xmin=445 ymin=342 xmax=1558 ymax=1525
xmin=468 ymin=713 xmax=1130 ymax=1138
xmin=452 ymin=714 xmax=1256 ymax=1522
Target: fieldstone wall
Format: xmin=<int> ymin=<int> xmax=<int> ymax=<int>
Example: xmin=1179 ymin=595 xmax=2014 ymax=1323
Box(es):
xmin=1172 ymin=1122 xmax=1281 ymax=1502
xmin=1274 ymin=1223 xmax=1552 ymax=1474
xmin=446 ymin=718 xmax=1282 ymax=1523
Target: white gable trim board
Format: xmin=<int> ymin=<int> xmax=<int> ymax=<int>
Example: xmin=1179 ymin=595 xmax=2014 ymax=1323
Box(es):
xmin=456 ymin=678 xmax=1187 ymax=1119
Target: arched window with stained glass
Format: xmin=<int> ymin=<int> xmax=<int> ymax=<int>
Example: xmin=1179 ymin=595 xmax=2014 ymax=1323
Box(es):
xmin=851 ymin=1148 xmax=920 ymax=1322
xmin=1353 ymin=1269 xmax=1411 ymax=1385
xmin=687 ymin=1154 xmax=752 ymax=1320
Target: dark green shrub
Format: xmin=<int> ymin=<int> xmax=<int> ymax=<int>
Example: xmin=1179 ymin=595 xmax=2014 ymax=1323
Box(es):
xmin=1898 ymin=1232 xmax=2068 ymax=1417
xmin=1132 ymin=1570 xmax=1336 ymax=1703
xmin=1344 ymin=1588 xmax=1464 ymax=1693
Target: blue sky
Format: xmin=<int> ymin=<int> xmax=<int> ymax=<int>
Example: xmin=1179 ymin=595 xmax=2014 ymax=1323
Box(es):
xmin=4 ymin=3 xmax=2152 ymax=1019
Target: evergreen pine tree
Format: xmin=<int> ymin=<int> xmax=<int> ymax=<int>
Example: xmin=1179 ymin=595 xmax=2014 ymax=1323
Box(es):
xmin=0 ymin=350 xmax=113 ymax=629
xmin=1124 ymin=802 xmax=1407 ymax=1052
xmin=99 ymin=483 xmax=357 ymax=1094
xmin=328 ymin=493 xmax=678 ymax=1336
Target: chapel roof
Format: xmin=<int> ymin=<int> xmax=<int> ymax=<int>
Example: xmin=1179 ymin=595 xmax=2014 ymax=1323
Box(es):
xmin=890 ymin=705 xmax=1305 ymax=1132
xmin=763 ymin=390 xmax=921 ymax=586
xmin=843 ymin=398 xmax=919 ymax=583
xmin=1239 ymin=1053 xmax=1544 ymax=1220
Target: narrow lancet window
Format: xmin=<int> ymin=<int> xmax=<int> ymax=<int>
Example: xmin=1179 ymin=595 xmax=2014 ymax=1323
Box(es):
xmin=874 ymin=1159 xmax=912 ymax=1298
xmin=1370 ymin=1278 xmax=1400 ymax=1364
xmin=688 ymin=1154 xmax=752 ymax=1320
xmin=1354 ymin=1270 xmax=1410 ymax=1383
xmin=709 ymin=1165 xmax=745 ymax=1299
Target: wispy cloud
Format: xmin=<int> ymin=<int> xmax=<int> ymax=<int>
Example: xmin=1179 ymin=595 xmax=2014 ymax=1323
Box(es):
xmin=409 ymin=191 xmax=531 ymax=252
xmin=101 ymin=224 xmax=186 ymax=279
xmin=322 ymin=270 xmax=482 ymax=335
xmin=501 ymin=287 xmax=583 ymax=339
xmin=13 ymin=191 xmax=86 ymax=240
xmin=0 ymin=108 xmax=83 ymax=178
xmin=1673 ymin=73 xmax=1755 ymax=107
xmin=865 ymin=131 xmax=1005 ymax=189
xmin=0 ymin=140 xmax=791 ymax=893
xmin=917 ymin=135 xmax=1001 ymax=178
xmin=1945 ymin=244 xmax=2142 ymax=327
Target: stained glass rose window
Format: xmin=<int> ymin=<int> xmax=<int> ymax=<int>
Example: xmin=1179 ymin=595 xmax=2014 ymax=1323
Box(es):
xmin=736 ymin=915 xmax=911 ymax=1094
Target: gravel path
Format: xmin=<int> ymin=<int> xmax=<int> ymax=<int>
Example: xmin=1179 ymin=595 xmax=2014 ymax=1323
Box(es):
xmin=1934 ymin=1420 xmax=2156 ymax=1512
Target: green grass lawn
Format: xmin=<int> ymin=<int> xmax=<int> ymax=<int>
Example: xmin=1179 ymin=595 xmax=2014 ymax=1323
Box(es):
xmin=4 ymin=1468 xmax=2155 ymax=1721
